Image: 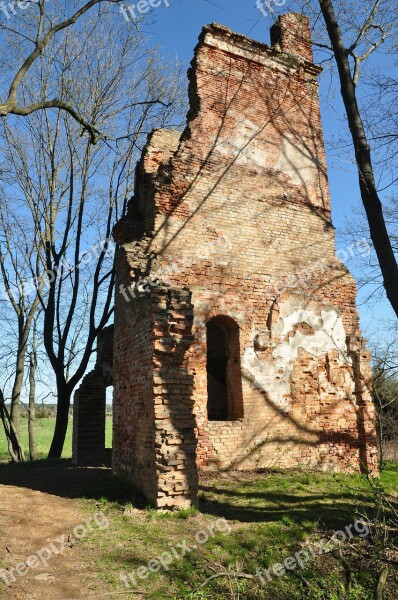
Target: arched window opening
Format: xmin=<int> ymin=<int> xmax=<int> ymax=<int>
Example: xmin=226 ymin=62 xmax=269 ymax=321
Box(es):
xmin=206 ymin=316 xmax=243 ymax=421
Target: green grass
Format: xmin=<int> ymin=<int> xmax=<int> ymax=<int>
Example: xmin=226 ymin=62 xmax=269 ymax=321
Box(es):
xmin=0 ymin=416 xmax=113 ymax=461
xmin=1 ymin=418 xmax=397 ymax=598
xmin=81 ymin=465 xmax=398 ymax=599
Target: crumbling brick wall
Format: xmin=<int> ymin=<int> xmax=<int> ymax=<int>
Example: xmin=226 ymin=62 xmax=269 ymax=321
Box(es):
xmin=72 ymin=325 xmax=113 ymax=465
xmin=113 ymin=13 xmax=378 ymax=508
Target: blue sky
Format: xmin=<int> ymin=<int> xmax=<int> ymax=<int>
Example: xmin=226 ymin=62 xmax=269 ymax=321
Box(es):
xmin=119 ymin=0 xmax=395 ymax=341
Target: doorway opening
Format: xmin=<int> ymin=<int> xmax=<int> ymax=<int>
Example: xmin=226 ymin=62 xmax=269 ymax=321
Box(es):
xmin=206 ymin=316 xmax=243 ymax=421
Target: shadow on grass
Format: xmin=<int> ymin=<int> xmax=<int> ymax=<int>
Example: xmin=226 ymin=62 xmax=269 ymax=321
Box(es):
xmin=0 ymin=459 xmax=146 ymax=506
xmin=1 ymin=459 xmax=396 ymax=533
xmin=198 ymin=486 xmax=372 ymax=529
xmin=198 ymin=466 xmax=398 ymax=531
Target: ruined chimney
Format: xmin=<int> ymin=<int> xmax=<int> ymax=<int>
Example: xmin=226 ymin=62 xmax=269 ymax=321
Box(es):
xmin=270 ymin=13 xmax=313 ymax=63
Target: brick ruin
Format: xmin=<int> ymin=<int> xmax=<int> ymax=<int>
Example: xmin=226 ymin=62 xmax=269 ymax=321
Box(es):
xmin=72 ymin=326 xmax=113 ymax=465
xmin=74 ymin=14 xmax=378 ymax=507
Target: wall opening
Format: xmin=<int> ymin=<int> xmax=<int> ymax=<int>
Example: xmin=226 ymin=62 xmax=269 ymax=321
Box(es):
xmin=105 ymin=386 xmax=113 ymax=450
xmin=206 ymin=316 xmax=243 ymax=421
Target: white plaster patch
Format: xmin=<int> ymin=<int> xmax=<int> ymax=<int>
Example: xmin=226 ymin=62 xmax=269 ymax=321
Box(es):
xmin=277 ymin=309 xmax=347 ymax=361
xmin=212 ymin=118 xmax=267 ymax=171
xmin=274 ymin=135 xmax=319 ymax=186
xmin=241 ymin=307 xmax=351 ymax=412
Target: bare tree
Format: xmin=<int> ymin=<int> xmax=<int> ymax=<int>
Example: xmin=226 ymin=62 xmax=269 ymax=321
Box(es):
xmin=372 ymin=342 xmax=398 ymax=466
xmin=363 ymin=64 xmax=398 ymax=196
xmin=0 ymin=0 xmax=130 ymax=142
xmin=0 ymin=388 xmax=24 ymax=461
xmin=0 ymin=190 xmax=42 ymax=436
xmin=316 ymin=0 xmax=398 ymax=316
xmin=0 ymin=11 xmax=184 ymax=458
xmin=285 ymin=1 xmax=398 ymax=322
xmin=27 ymin=321 xmax=39 ymax=461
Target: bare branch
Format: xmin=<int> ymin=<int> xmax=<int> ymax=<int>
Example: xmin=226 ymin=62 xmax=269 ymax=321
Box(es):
xmin=0 ymin=0 xmax=124 ymax=142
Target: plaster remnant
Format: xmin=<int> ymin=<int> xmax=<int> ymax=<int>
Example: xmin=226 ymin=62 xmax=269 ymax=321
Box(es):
xmin=213 ymin=118 xmax=268 ymax=171
xmin=275 ymin=134 xmax=319 ymax=185
xmin=242 ymin=308 xmax=351 ymax=412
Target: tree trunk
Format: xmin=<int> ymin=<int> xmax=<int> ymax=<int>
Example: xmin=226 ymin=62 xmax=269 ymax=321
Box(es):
xmin=48 ymin=378 xmax=71 ymax=459
xmin=28 ymin=351 xmax=37 ymax=461
xmin=10 ymin=343 xmax=26 ymax=434
xmin=319 ymin=0 xmax=398 ymax=318
xmin=0 ymin=389 xmax=25 ymax=462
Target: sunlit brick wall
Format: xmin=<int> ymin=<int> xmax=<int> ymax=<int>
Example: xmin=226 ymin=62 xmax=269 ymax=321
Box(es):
xmin=112 ymin=14 xmax=378 ymax=507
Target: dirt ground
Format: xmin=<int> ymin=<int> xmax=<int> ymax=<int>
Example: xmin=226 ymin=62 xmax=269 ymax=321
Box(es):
xmin=0 ymin=464 xmax=120 ymax=600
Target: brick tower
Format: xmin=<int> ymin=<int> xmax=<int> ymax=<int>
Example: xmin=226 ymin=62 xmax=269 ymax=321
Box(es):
xmin=112 ymin=14 xmax=378 ymax=508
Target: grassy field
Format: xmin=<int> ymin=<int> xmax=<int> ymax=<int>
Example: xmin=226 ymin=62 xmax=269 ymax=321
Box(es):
xmin=0 ymin=416 xmax=113 ymax=461
xmin=1 ymin=422 xmax=397 ymax=598
xmin=77 ymin=463 xmax=398 ymax=599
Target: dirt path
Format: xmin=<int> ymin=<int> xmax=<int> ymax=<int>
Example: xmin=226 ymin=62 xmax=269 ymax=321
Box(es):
xmin=0 ymin=466 xmax=118 ymax=600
